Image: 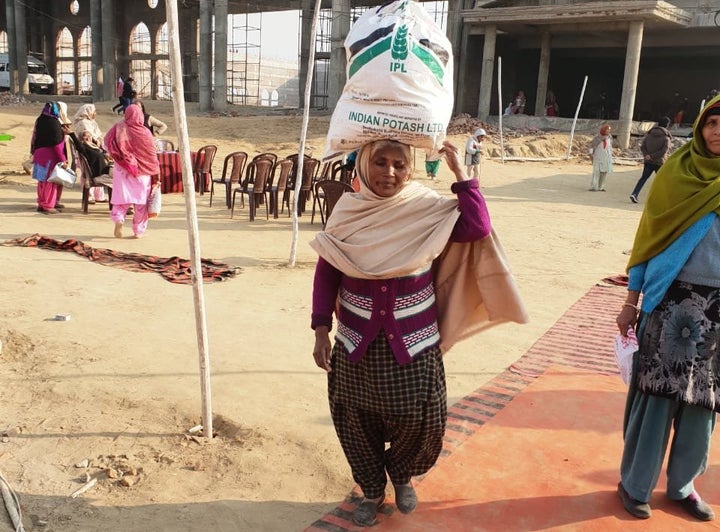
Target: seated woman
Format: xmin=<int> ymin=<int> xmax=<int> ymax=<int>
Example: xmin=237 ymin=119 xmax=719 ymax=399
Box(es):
xmin=73 ymin=103 xmax=107 ymax=203
xmin=73 ymin=131 xmax=111 ymax=176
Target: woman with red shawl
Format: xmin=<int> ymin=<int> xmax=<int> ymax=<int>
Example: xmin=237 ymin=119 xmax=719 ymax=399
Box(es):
xmin=104 ymin=103 xmax=160 ymax=238
xmin=30 ymin=102 xmax=69 ymax=214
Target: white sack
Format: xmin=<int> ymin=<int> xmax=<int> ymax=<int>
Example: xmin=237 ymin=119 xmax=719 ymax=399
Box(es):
xmin=324 ymin=0 xmax=454 ymax=160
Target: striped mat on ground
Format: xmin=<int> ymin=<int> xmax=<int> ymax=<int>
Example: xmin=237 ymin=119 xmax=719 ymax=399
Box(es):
xmin=3 ymin=233 xmax=241 ymax=284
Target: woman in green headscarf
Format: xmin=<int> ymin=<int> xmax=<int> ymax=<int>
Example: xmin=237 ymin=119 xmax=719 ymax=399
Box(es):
xmin=615 ymin=94 xmax=720 ymax=522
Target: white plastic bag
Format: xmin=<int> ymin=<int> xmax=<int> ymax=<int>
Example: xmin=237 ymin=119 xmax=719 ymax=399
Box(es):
xmin=324 ymin=0 xmax=454 ymax=159
xmin=614 ymin=328 xmax=638 ymax=385
xmin=147 ymin=183 xmax=161 ymax=218
xmin=47 ymin=162 xmax=77 ymax=188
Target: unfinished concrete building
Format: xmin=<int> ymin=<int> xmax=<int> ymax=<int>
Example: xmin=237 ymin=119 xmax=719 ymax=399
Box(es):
xmin=462 ymin=0 xmax=720 ymax=146
xmin=1 ymin=1 xmax=719 ymax=146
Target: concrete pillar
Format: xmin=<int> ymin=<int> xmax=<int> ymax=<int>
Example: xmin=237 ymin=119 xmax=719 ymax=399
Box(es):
xmin=101 ymin=0 xmax=115 ymax=102
xmin=5 ymin=0 xmax=18 ymax=94
xmin=91 ymin=0 xmax=104 ymax=98
xmin=213 ymin=0 xmax=228 ymax=111
xmin=14 ymin=0 xmax=28 ymax=94
xmin=534 ymin=31 xmax=551 ymax=117
xmin=298 ymin=0 xmax=314 ymax=109
xmin=618 ymin=20 xmax=644 ymax=149
xmin=198 ymin=0 xmax=212 ymax=111
xmin=328 ymin=0 xmax=351 ymax=109
xmin=446 ymin=0 xmax=464 ymax=115
xmin=149 ymin=24 xmax=157 ymax=99
xmin=477 ymin=25 xmax=496 ymax=119
xmin=180 ymin=11 xmax=199 ymax=102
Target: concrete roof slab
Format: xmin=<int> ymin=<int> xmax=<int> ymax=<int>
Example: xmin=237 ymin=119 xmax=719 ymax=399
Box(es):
xmin=462 ymin=1 xmax=692 ymax=33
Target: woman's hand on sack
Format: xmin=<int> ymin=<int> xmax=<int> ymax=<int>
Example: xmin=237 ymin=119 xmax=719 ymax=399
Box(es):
xmin=313 ymin=326 xmax=332 ymax=372
xmin=439 ymin=140 xmax=470 ymax=182
xmin=151 ymin=174 xmax=160 ymax=185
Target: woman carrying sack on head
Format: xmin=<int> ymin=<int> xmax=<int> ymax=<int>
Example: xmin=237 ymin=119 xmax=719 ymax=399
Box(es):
xmin=30 ymin=102 xmax=70 ymax=214
xmin=310 ymin=138 xmax=527 ymax=527
xmin=104 ymin=103 xmax=160 ymax=239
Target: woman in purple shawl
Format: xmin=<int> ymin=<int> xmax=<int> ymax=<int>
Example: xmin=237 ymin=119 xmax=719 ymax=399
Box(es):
xmin=30 ymin=102 xmax=69 ymax=214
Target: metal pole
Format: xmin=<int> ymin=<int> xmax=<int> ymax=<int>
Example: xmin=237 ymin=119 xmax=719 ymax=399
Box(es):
xmin=498 ymin=56 xmax=504 ymax=164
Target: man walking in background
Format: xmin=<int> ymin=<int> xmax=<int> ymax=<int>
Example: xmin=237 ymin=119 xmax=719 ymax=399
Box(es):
xmin=630 ymin=116 xmax=672 ymax=203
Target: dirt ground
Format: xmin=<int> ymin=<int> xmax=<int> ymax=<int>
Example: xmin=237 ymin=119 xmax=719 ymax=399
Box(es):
xmin=0 ymin=99 xmax=646 ymax=531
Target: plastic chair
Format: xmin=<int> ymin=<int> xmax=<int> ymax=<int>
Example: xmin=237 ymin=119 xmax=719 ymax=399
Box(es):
xmin=192 ymin=144 xmax=217 ymax=195
xmin=332 ymin=163 xmax=355 ymax=185
xmin=294 ymin=157 xmax=320 ymax=216
xmin=155 ymin=138 xmax=175 ymax=152
xmin=230 ymin=157 xmax=274 ymax=221
xmin=252 ymin=152 xmax=278 ymax=165
xmin=209 ymin=151 xmax=247 ymax=208
xmin=312 ymin=179 xmax=354 ymax=226
xmin=270 ymin=158 xmax=293 ymax=218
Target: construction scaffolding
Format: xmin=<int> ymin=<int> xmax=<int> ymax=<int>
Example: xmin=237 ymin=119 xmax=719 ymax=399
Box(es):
xmin=309 ymin=8 xmax=331 ymax=109
xmin=227 ymin=12 xmax=262 ymax=105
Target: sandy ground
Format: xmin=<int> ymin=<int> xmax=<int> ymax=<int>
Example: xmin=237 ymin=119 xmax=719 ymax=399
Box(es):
xmin=0 ymin=100 xmax=645 ymax=531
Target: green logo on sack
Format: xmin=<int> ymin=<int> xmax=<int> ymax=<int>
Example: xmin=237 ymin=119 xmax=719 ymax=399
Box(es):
xmin=390 ymin=25 xmax=409 ymax=73
xmin=391 ymin=25 xmax=409 ymax=60
xmin=347 ymin=0 xmax=446 ymax=84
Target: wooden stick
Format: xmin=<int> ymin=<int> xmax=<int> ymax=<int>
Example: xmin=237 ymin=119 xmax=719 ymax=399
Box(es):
xmin=566 ymin=75 xmax=588 ymax=160
xmin=165 ymin=0 xmax=213 ymax=438
xmin=497 ymin=56 xmax=504 ymax=164
xmin=0 ymin=471 xmax=25 ymax=531
xmin=289 ymin=0 xmax=322 ymax=267
xmin=70 ymin=477 xmax=97 ymax=498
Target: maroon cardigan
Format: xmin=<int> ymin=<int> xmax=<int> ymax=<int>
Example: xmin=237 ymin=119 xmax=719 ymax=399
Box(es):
xmin=311 ymin=179 xmax=491 ymax=364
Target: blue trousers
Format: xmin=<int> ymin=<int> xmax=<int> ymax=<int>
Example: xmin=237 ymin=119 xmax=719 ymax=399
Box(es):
xmin=630 ymin=162 xmax=660 ymax=198
xmin=621 ymin=387 xmax=716 ymax=503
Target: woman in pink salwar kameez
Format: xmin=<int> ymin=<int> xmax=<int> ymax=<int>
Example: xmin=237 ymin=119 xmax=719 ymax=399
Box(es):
xmin=104 ymin=103 xmax=160 ymax=239
xmin=30 ymin=102 xmax=68 ymax=214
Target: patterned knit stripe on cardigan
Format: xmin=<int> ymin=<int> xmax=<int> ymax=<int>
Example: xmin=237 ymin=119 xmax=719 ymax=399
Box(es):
xmin=335 ymin=267 xmax=440 ymax=365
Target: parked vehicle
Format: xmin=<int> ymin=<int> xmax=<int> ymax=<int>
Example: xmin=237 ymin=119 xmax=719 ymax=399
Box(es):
xmin=0 ymin=54 xmax=56 ymax=94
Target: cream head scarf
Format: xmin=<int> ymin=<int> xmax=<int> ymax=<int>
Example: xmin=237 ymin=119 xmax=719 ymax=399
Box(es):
xmin=56 ymin=101 xmax=71 ymax=126
xmin=310 ymin=140 xmax=461 ymax=279
xmin=310 ymin=139 xmax=529 ymax=353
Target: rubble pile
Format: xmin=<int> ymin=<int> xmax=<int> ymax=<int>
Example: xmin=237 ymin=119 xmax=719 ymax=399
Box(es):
xmin=446 ymin=113 xmax=691 ymax=160
xmin=0 ymin=92 xmax=27 ymax=107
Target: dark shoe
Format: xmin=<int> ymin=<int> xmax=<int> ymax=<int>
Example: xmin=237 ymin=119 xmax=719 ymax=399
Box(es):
xmin=677 ymin=492 xmax=715 ymax=521
xmin=630 ymin=194 xmax=638 ymax=203
xmin=618 ymin=482 xmax=651 ymax=519
xmin=38 ymin=208 xmax=58 ymax=215
xmin=54 ymin=203 xmax=65 ymax=209
xmin=394 ymin=483 xmax=418 ymax=514
xmin=36 ymin=206 xmax=43 ymax=212
xmin=352 ymin=496 xmax=385 ymax=527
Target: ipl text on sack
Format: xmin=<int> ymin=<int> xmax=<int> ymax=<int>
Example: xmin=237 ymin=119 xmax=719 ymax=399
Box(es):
xmin=348 ymin=111 xmax=445 ymax=133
